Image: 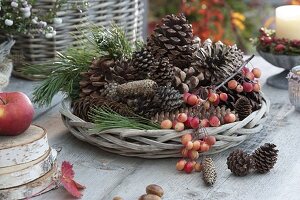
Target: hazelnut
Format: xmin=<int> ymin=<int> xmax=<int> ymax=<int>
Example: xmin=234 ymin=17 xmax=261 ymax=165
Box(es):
xmin=113 ymin=197 xmax=123 ymax=200
xmin=146 ymin=184 xmax=164 ymax=197
xmin=139 ymin=194 xmax=161 ymax=200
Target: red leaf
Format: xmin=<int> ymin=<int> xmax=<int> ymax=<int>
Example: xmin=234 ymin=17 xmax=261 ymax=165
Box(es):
xmin=61 ymin=161 xmax=85 ymax=198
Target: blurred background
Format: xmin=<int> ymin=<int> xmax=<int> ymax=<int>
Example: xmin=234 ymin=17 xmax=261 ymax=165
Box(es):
xmin=147 ymin=0 xmax=300 ymax=54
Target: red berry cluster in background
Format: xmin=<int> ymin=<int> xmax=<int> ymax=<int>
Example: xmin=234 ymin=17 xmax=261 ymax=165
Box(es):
xmin=228 ymin=67 xmax=261 ymax=94
xmin=255 ymin=27 xmax=300 ymax=54
xmin=176 ymin=133 xmax=216 ymax=174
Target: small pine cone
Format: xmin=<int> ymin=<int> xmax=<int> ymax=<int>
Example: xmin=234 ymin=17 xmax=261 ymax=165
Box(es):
xmin=235 ymin=97 xmax=252 ymax=120
xmin=79 ymin=57 xmax=113 ymax=98
xmin=227 ymin=149 xmax=254 ymax=176
xmin=116 ymin=79 xmax=158 ymax=98
xmin=155 ymin=86 xmax=183 ymax=113
xmin=203 ymin=157 xmax=217 ymax=186
xmin=252 ymin=143 xmax=278 ymax=173
xmin=149 ymin=57 xmax=175 ymax=86
xmin=132 ymin=47 xmax=154 ymax=79
xmin=127 ymin=86 xmax=183 ymax=118
xmin=111 ymin=59 xmax=139 ymax=84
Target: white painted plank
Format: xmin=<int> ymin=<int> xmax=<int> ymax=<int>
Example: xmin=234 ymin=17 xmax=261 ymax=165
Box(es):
xmin=0 ymin=164 xmax=59 ymax=200
xmin=0 ymin=148 xmax=57 ymax=189
xmin=0 ymin=125 xmax=49 ymax=168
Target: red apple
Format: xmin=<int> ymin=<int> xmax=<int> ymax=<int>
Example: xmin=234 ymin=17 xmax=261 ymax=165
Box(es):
xmin=0 ymin=92 xmax=34 ymax=136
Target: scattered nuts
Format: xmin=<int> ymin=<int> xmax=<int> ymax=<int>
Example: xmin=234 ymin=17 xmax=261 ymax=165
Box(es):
xmin=146 ymin=184 xmax=164 ymax=197
xmin=113 ymin=197 xmax=124 ymax=200
xmin=139 ymin=194 xmax=161 ymax=200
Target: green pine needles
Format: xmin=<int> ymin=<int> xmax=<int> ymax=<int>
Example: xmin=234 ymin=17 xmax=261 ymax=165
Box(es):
xmin=31 ymin=48 xmax=95 ymax=106
xmin=90 ymin=107 xmax=160 ymax=132
xmin=28 ymin=24 xmax=140 ymax=106
xmin=89 ymin=25 xmax=134 ymax=59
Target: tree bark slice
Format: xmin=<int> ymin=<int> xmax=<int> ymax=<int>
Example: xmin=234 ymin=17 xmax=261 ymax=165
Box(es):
xmin=0 ymin=125 xmax=49 ymax=168
xmin=0 ymin=148 xmax=57 ymax=189
xmin=0 ymin=164 xmax=59 ymax=200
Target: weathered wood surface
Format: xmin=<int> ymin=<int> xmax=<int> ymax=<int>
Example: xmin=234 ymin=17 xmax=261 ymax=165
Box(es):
xmin=0 ymin=164 xmax=59 ymax=200
xmin=0 ymin=125 xmax=49 ymax=168
xmin=6 ymin=57 xmax=300 ymax=200
xmin=0 ymin=148 xmax=57 ymax=189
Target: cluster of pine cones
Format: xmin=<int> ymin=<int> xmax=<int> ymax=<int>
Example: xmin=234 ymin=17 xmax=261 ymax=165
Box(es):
xmin=227 ymin=143 xmax=279 ymax=176
xmin=72 ymin=13 xmax=262 ymax=122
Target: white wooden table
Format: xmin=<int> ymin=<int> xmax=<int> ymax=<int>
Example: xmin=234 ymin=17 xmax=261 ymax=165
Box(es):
xmin=5 ymin=56 xmax=300 ymax=200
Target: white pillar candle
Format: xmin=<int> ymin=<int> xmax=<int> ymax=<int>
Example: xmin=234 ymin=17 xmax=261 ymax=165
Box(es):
xmin=276 ymin=5 xmax=300 ymax=40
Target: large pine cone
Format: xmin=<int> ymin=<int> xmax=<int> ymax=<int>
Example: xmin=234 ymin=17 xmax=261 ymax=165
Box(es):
xmin=79 ymin=57 xmax=113 ymax=98
xmin=147 ymin=13 xmax=197 ymax=68
xmin=203 ymin=157 xmax=217 ymax=186
xmin=132 ymin=47 xmax=154 ymax=79
xmin=72 ymin=96 xmax=134 ymax=122
xmin=235 ymin=97 xmax=253 ymax=120
xmin=111 ymin=59 xmax=139 ymax=84
xmin=227 ymin=149 xmax=254 ymax=176
xmin=149 ymin=57 xmax=175 ymax=86
xmin=126 ymin=86 xmax=183 ymax=118
xmin=191 ymin=39 xmax=244 ymax=86
xmin=252 ymin=143 xmax=278 ymax=173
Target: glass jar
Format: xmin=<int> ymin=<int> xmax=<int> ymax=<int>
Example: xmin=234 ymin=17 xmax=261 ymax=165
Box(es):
xmin=288 ymin=66 xmax=300 ymax=111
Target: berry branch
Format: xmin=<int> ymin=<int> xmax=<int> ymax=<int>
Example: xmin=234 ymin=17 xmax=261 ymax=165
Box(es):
xmin=214 ymin=54 xmax=255 ymax=91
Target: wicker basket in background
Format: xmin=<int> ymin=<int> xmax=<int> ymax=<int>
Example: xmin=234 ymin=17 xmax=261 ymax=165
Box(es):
xmin=12 ymin=0 xmax=144 ymax=80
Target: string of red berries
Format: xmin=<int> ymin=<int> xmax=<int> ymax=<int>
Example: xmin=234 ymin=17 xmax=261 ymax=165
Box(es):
xmin=227 ymin=67 xmax=261 ymax=93
xmin=176 ymin=132 xmax=216 ymax=174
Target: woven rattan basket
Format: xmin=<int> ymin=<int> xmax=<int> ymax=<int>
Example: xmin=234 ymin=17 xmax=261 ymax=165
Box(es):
xmin=60 ymin=93 xmax=270 ymax=159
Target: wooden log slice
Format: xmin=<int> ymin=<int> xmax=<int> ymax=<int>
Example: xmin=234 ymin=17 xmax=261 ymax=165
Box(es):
xmin=0 ymin=148 xmax=57 ymax=189
xmin=0 ymin=125 xmax=49 ymax=168
xmin=0 ymin=164 xmax=59 ymax=200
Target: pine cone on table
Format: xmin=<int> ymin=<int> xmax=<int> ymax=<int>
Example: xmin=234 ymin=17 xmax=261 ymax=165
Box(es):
xmin=79 ymin=57 xmax=113 ymax=98
xmin=147 ymin=13 xmax=197 ymax=68
xmin=203 ymin=157 xmax=217 ymax=186
xmin=227 ymin=149 xmax=254 ymax=176
xmin=252 ymin=143 xmax=278 ymax=173
xmin=235 ymin=96 xmax=253 ymax=120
